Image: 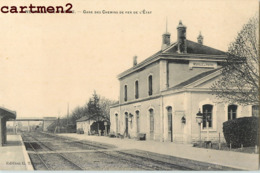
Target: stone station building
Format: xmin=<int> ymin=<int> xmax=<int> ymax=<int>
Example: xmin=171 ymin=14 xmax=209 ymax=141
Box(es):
xmin=110 ymin=21 xmax=258 ymax=144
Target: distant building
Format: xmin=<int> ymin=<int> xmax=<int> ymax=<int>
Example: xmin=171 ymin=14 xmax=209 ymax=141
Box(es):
xmin=76 ymin=117 xmax=96 ymax=134
xmin=110 ymin=21 xmax=259 ymax=143
xmin=76 ymin=115 xmax=110 ymax=135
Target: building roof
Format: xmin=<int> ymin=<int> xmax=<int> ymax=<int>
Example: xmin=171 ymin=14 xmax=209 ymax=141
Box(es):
xmin=164 ymin=40 xmax=225 ymax=55
xmin=0 ymin=107 xmax=16 ymax=120
xmin=110 ymin=101 xmax=119 ymax=107
xmin=76 ymin=115 xmax=110 ymax=122
xmin=117 ymin=40 xmax=226 ymax=79
xmin=167 ymin=68 xmax=220 ymax=90
xmin=43 ymin=117 xmax=57 ymax=120
xmin=117 ymin=50 xmax=162 ymax=79
xmin=76 ymin=116 xmax=92 ymax=122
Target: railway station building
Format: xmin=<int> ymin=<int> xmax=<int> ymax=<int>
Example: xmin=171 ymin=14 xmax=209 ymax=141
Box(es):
xmin=110 ymin=21 xmax=259 ymax=144
xmin=0 ymin=107 xmax=16 ymax=146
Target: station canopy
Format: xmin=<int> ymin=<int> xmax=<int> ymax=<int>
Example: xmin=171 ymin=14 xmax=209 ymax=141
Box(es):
xmin=0 ymin=107 xmax=16 ymax=120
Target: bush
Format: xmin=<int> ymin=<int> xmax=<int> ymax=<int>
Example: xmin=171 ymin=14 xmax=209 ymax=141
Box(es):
xmin=223 ymin=117 xmax=259 ymax=148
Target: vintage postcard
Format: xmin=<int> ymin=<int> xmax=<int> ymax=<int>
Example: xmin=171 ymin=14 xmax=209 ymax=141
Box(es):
xmin=0 ymin=0 xmax=259 ymax=171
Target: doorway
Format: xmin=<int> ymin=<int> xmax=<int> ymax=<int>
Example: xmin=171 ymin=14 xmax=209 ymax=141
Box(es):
xmin=167 ymin=107 xmax=173 ymax=142
xmin=125 ymin=112 xmax=128 ymax=136
xmin=149 ymin=109 xmax=154 ymax=140
xmin=136 ymin=111 xmax=140 ymax=134
xmin=115 ymin=114 xmax=118 ymax=133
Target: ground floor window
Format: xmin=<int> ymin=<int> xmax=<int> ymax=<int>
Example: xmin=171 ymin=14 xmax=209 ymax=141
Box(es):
xmin=149 ymin=109 xmax=154 ymax=135
xmin=167 ymin=107 xmax=173 ymax=142
xmin=125 ymin=112 xmax=128 ymax=135
xmin=115 ymin=114 xmax=118 ymax=133
xmin=136 ymin=111 xmax=140 ymax=133
xmin=228 ymin=105 xmax=237 ymax=120
xmin=202 ymin=104 xmax=213 ymax=128
xmin=252 ymin=105 xmax=259 ymax=117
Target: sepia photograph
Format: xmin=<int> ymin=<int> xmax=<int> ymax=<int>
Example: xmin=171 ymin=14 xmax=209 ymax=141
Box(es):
xmin=0 ymin=0 xmax=259 ymax=171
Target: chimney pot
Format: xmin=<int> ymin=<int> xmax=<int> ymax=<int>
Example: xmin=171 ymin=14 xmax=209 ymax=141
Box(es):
xmin=161 ymin=19 xmax=171 ymax=50
xmin=197 ymin=32 xmax=204 ymax=45
xmin=177 ymin=20 xmax=187 ymax=53
xmin=161 ymin=32 xmax=171 ymax=50
xmin=133 ymin=56 xmax=137 ymax=66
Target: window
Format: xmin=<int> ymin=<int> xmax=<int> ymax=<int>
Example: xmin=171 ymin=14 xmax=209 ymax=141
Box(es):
xmin=124 ymin=85 xmax=127 ymax=101
xmin=135 ymin=81 xmax=139 ymax=99
xmin=167 ymin=107 xmax=173 ymax=142
xmin=228 ymin=105 xmax=237 ymax=120
xmin=167 ymin=107 xmax=172 ymax=133
xmin=252 ymin=105 xmax=259 ymax=117
xmin=148 ymin=75 xmax=153 ymax=96
xmin=202 ymin=104 xmax=213 ymax=128
xmin=136 ymin=111 xmax=140 ymax=133
xmin=149 ymin=109 xmax=154 ymax=134
xmin=125 ymin=112 xmax=128 ymax=135
xmin=115 ymin=114 xmax=119 ymax=133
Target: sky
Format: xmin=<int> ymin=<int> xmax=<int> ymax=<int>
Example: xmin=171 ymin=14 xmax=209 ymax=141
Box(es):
xmin=0 ymin=0 xmax=258 ymax=118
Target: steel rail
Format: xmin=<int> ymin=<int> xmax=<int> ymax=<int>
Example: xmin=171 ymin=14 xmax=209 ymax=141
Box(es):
xmin=115 ymin=150 xmax=193 ymax=170
xmin=26 ymin=133 xmax=85 ymax=170
xmin=40 ymin=132 xmax=109 ymax=149
xmin=41 ymin=132 xmax=192 ymax=170
xmin=22 ymin=134 xmax=50 ymax=170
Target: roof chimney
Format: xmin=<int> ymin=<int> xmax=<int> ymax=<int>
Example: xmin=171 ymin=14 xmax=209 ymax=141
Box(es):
xmin=161 ymin=19 xmax=171 ymax=50
xmin=133 ymin=56 xmax=137 ymax=66
xmin=197 ymin=32 xmax=203 ymax=44
xmin=177 ymin=20 xmax=187 ymax=53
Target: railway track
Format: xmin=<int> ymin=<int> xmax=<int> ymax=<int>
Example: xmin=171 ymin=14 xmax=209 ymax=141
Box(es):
xmin=22 ymin=133 xmax=84 ymax=170
xmin=24 ymin=137 xmax=49 ymax=170
xmin=39 ymin=132 xmax=113 ymax=150
xmin=34 ymin=133 xmax=192 ymax=170
xmin=21 ymin=132 xmax=235 ymax=171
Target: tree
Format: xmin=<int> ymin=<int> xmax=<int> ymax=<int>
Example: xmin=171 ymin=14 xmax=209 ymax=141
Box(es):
xmin=99 ymin=97 xmax=117 ymax=121
xmin=70 ymin=106 xmax=88 ymax=125
xmin=211 ymin=15 xmax=259 ymax=105
xmin=62 ymin=91 xmax=116 ymax=134
xmin=87 ymin=91 xmax=103 ymax=121
xmin=87 ymin=91 xmax=104 ymax=134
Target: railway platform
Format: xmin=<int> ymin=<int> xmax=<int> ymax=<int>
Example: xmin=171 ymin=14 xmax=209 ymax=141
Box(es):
xmin=58 ymin=133 xmax=259 ymax=171
xmin=0 ymin=135 xmax=33 ymax=170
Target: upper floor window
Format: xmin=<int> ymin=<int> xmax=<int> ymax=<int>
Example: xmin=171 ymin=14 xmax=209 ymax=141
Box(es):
xmin=148 ymin=75 xmax=153 ymax=96
xmin=135 ymin=80 xmax=139 ymax=99
xmin=228 ymin=105 xmax=237 ymax=120
xmin=252 ymin=105 xmax=259 ymax=117
xmin=124 ymin=85 xmax=127 ymax=102
xmin=202 ymin=104 xmax=213 ymax=128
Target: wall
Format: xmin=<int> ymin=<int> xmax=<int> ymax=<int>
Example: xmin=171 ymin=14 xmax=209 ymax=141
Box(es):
xmin=163 ymin=92 xmax=191 ymax=143
xmin=76 ymin=120 xmax=95 ymax=134
xmin=119 ymin=62 xmax=160 ymax=103
xmin=110 ymin=97 xmax=162 ymax=141
xmin=168 ymin=62 xmax=213 ymax=88
xmin=189 ymin=92 xmax=252 ymax=143
xmin=111 ymin=89 xmax=254 ymax=144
